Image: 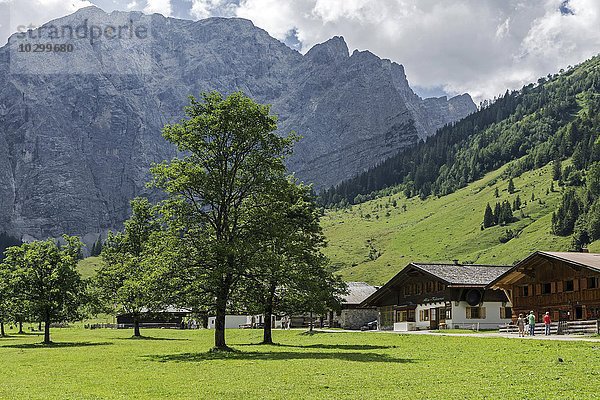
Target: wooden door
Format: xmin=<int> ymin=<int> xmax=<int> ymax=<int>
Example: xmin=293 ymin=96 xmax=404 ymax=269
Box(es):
xmin=429 ymin=308 xmax=438 ymax=329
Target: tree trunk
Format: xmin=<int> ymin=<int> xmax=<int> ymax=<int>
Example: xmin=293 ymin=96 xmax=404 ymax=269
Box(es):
xmin=43 ymin=314 xmax=51 ymax=344
xmin=0 ymin=321 xmax=5 ymax=337
xmin=213 ymin=272 xmax=232 ymax=351
xmin=18 ymin=320 xmax=24 ymax=334
xmin=133 ymin=315 xmax=141 ymax=337
xmin=214 ymin=295 xmax=228 ymax=349
xmin=38 ymin=321 xmax=42 ymax=331
xmin=262 ymin=284 xmax=276 ymax=344
xmin=309 ymin=312 xmax=313 ymax=332
xmin=201 ymin=313 xmax=208 ymax=329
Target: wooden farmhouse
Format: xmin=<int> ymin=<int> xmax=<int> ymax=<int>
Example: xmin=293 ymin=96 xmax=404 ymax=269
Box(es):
xmin=361 ymin=262 xmax=513 ymax=331
xmin=488 ymin=251 xmax=600 ymax=322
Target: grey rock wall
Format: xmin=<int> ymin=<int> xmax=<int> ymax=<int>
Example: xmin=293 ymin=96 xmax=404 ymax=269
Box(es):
xmin=0 ymin=7 xmax=475 ymax=242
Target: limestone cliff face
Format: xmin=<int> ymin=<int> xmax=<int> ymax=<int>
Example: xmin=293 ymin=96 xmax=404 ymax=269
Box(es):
xmin=0 ymin=7 xmax=475 ymax=242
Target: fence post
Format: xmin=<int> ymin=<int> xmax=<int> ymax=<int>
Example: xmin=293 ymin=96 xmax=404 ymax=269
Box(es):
xmin=597 ymin=319 xmax=599 ymax=335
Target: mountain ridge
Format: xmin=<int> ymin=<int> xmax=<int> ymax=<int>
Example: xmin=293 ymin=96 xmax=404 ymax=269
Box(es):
xmin=0 ymin=6 xmax=475 ymax=245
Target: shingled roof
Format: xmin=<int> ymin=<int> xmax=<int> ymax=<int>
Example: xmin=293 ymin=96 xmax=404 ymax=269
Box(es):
xmin=342 ymin=282 xmax=378 ymax=305
xmin=537 ymin=251 xmax=600 ymax=272
xmin=360 ymin=262 xmax=511 ymax=307
xmin=412 ymin=263 xmax=512 ymax=286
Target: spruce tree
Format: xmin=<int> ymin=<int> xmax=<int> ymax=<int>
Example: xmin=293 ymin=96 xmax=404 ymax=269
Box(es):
xmin=508 ymin=178 xmax=515 ymax=194
xmin=483 ymin=203 xmax=494 ymax=228
xmin=552 ymin=159 xmax=562 ymax=181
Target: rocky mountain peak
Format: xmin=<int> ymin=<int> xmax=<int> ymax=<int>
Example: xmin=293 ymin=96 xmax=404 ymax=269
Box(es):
xmin=305 ymin=36 xmax=349 ymax=64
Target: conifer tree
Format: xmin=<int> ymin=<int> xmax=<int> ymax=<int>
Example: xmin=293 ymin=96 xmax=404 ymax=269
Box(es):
xmin=483 ymin=203 xmax=495 ymax=228
xmin=508 ymin=178 xmax=515 ymax=194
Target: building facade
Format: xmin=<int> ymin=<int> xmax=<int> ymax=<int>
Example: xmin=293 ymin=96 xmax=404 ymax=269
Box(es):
xmin=327 ymin=282 xmax=378 ymax=330
xmin=362 ymin=263 xmax=513 ymax=331
xmin=489 ymin=251 xmax=600 ymax=322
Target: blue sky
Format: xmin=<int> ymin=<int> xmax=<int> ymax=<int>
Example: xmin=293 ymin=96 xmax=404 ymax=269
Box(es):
xmin=2 ymin=0 xmax=599 ymax=102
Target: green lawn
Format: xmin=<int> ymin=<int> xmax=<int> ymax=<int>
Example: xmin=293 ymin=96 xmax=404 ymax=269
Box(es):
xmin=0 ymin=327 xmax=598 ymax=399
xmin=322 ymin=160 xmax=600 ymax=285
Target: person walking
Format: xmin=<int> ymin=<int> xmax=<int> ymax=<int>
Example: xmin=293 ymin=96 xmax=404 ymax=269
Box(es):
xmin=516 ymin=313 xmax=526 ymax=337
xmin=528 ymin=311 xmax=536 ymax=336
xmin=543 ymin=312 xmax=551 ymax=335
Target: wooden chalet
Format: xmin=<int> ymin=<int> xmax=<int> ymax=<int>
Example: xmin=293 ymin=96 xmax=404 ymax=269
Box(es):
xmin=488 ymin=251 xmax=600 ymax=322
xmin=361 ymin=262 xmax=512 ymax=331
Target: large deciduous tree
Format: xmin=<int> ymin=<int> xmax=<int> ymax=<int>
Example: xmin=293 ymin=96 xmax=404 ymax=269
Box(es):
xmin=151 ymin=91 xmax=295 ymax=350
xmin=2 ymin=236 xmax=84 ymax=344
xmin=96 ymin=198 xmax=163 ymax=337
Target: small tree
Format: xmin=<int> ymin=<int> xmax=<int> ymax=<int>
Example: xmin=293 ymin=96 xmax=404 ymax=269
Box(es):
xmin=552 ymin=159 xmax=562 ymax=181
xmin=483 ymin=203 xmax=494 ymax=228
xmin=507 ymin=178 xmax=516 ymax=194
xmin=241 ymin=179 xmax=344 ymax=344
xmin=96 ymin=198 xmax=163 ymax=337
xmin=3 ymin=236 xmax=84 ymax=344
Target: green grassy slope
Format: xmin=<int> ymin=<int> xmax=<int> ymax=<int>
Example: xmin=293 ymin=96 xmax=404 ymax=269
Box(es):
xmin=77 ymin=256 xmax=102 ymax=278
xmin=322 ymin=160 xmax=600 ymax=285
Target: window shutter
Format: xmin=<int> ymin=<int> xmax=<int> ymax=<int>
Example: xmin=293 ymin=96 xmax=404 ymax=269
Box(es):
xmin=466 ymin=307 xmax=471 ymax=319
xmin=535 ymin=284 xmax=542 ymax=295
xmin=557 ymin=281 xmax=563 ymax=292
xmin=419 ymin=310 xmax=423 ymax=321
xmin=574 ymin=279 xmax=579 ymax=291
xmin=481 ymin=307 xmax=486 ymax=319
xmin=550 ymin=282 xmax=556 ymax=293
xmin=580 ymin=278 xmax=587 ymax=290
xmin=529 ymin=284 xmax=534 ymax=295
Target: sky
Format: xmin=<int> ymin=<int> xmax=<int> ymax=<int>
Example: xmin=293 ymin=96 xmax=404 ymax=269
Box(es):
xmin=1 ymin=0 xmax=600 ymax=103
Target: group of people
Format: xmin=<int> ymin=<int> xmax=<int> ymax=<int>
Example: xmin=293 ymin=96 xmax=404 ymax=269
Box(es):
xmin=516 ymin=311 xmax=552 ymax=337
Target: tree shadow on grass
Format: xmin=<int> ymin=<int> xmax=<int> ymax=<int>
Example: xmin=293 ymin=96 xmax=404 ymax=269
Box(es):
xmin=238 ymin=343 xmax=395 ymax=351
xmin=1 ymin=341 xmax=113 ymax=349
xmin=145 ymin=351 xmax=413 ymax=364
xmin=114 ymin=336 xmax=188 ymax=342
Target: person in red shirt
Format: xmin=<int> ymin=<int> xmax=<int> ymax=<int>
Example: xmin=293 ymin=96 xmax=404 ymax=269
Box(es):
xmin=543 ymin=311 xmax=551 ymax=335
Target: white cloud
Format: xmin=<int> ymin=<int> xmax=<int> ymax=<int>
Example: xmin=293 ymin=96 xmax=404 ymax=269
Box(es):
xmin=190 ymin=0 xmax=236 ymax=19
xmin=127 ymin=1 xmax=139 ymax=10
xmin=1 ymin=0 xmax=93 ymax=45
xmin=143 ymin=0 xmax=172 ymax=16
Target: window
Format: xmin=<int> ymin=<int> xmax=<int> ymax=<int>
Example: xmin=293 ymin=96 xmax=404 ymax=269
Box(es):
xmin=542 ymin=283 xmax=551 ymax=294
xmin=588 ymin=277 xmax=598 ymax=289
xmin=397 ymin=310 xmax=407 ymax=322
xmin=445 ymin=308 xmax=452 ymax=320
xmin=565 ymin=280 xmax=574 ymax=292
xmin=466 ymin=307 xmax=486 ymax=319
xmin=419 ymin=309 xmax=429 ymax=321
xmin=379 ymin=306 xmax=394 ymax=327
xmin=500 ymin=307 xmax=512 ymax=319
xmin=407 ymin=310 xmax=415 ymax=322
xmin=519 ymin=285 xmax=529 ymax=296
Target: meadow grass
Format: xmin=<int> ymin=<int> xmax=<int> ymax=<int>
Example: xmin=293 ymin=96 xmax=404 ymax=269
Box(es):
xmin=0 ymin=326 xmax=598 ymax=399
xmin=322 ymin=160 xmax=600 ymax=285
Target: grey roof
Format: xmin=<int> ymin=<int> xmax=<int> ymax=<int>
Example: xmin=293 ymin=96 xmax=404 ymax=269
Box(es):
xmin=411 ymin=263 xmax=512 ymax=286
xmin=342 ymin=282 xmax=378 ymax=304
xmin=538 ymin=251 xmax=600 ymax=272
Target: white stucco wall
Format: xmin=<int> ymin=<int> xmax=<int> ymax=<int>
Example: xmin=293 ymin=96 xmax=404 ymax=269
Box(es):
xmin=449 ymin=301 xmax=511 ymax=330
xmin=207 ymin=315 xmax=252 ymax=329
xmin=415 ymin=302 xmax=445 ymax=329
